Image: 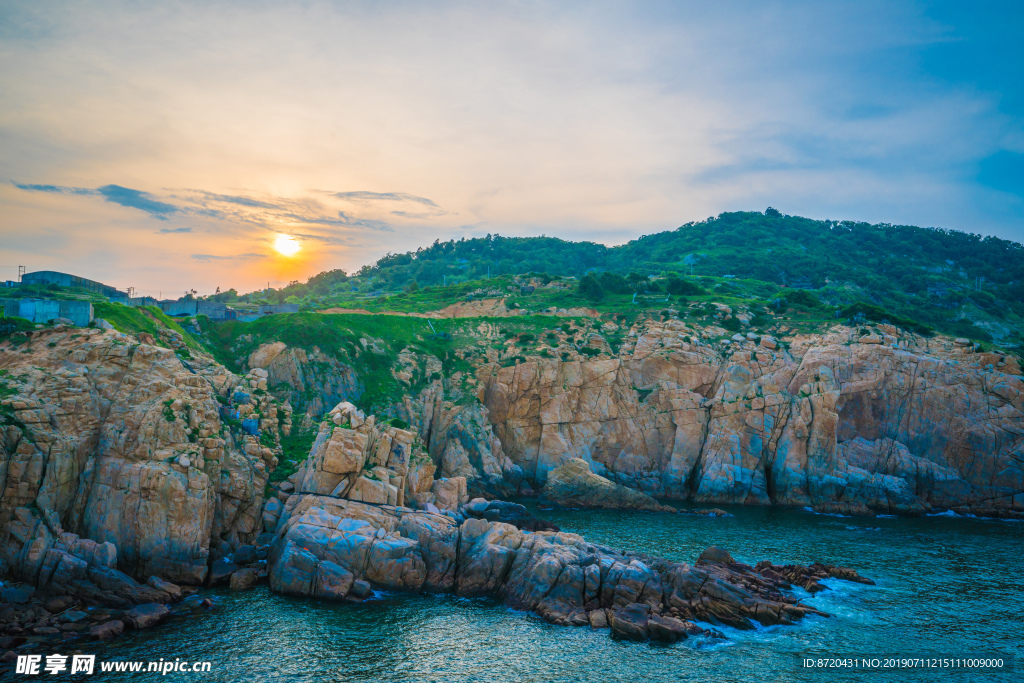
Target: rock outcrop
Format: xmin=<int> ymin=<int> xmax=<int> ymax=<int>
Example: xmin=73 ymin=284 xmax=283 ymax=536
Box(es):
xmin=245 ymin=342 xmax=360 ymax=428
xmin=540 ymin=459 xmax=675 ymax=512
xmin=0 ymin=327 xmax=277 ymax=590
xmin=398 ymin=382 xmax=523 ymax=498
xmin=261 ymin=401 xmax=470 ymax=532
xmin=267 ymin=494 xmax=872 ymax=640
xmin=477 ymin=321 xmax=1024 ymax=516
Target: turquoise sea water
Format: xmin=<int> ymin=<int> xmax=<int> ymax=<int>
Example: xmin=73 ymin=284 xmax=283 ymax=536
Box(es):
xmin=83 ymin=505 xmax=1022 ymax=682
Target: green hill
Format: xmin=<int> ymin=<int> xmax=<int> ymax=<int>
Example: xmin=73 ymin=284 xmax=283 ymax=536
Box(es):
xmin=239 ymin=210 xmax=1022 ymax=349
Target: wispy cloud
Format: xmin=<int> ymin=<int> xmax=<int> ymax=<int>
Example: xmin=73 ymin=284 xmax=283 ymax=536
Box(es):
xmin=12 ymin=181 xmax=422 ymax=235
xmin=13 ymin=182 xmax=93 ymax=196
xmin=175 ymin=189 xmax=279 ymax=210
xmin=326 ymin=191 xmax=439 ymax=208
xmin=96 ymin=184 xmax=178 ymax=219
xmin=191 ymin=252 xmax=263 ymax=262
xmin=15 ymin=181 xmax=179 ymax=219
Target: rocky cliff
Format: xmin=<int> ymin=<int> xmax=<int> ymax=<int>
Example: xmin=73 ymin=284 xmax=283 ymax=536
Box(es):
xmin=478 ymin=320 xmax=1023 ymax=516
xmin=0 ymin=326 xmax=277 ymax=595
xmin=3 ymin=312 xmax=1020 ymax=608
xmin=236 ymin=316 xmax=1023 ymax=517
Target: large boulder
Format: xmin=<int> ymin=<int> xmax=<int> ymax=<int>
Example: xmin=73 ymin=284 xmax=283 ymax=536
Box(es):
xmin=540 ymin=459 xmax=675 ymax=512
xmin=608 ymin=603 xmax=649 ymax=640
xmin=124 ymin=603 xmax=169 ymax=629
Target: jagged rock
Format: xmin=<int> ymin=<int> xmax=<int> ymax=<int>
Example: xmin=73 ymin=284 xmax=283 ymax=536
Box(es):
xmin=1 ymin=585 xmax=33 ymax=604
xmin=124 ymin=603 xmax=169 ymax=629
xmin=349 ymin=579 xmax=372 ymax=599
xmin=697 ymin=546 xmax=735 ymax=564
xmin=207 ymin=559 xmax=238 ymax=586
xmin=246 ymin=343 xmax=359 ymax=422
xmin=648 ymin=614 xmax=690 ymax=642
xmin=432 ymin=477 xmax=468 ymax=511
xmin=267 ymin=495 xmax=870 ymax=641
xmin=45 ymin=596 xmax=76 ymax=613
xmin=541 ymin=459 xmax=676 ymax=512
xmin=0 ymin=327 xmax=272 ymax=590
xmin=608 ymin=603 xmax=650 ymax=640
xmin=476 ymin=500 xmax=559 ymax=532
xmin=229 ymin=567 xmax=258 ymax=591
xmin=233 ymin=545 xmax=257 ymax=565
xmin=90 ymin=620 xmax=124 ymax=640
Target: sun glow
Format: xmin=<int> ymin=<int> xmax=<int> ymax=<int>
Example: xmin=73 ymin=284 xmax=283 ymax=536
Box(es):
xmin=274 ymin=234 xmax=301 ymax=257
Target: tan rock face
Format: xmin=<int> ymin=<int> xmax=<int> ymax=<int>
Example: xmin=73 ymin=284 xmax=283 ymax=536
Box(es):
xmin=246 ymin=343 xmax=359 ymax=425
xmin=477 ymin=322 xmax=1024 ymax=515
xmin=268 ymin=493 xmax=872 ymax=639
xmin=285 ymin=401 xmax=466 ymax=518
xmin=398 ymin=383 xmax=512 ymax=495
xmin=541 ymin=459 xmax=675 ymax=512
xmin=0 ymin=328 xmax=272 ymax=584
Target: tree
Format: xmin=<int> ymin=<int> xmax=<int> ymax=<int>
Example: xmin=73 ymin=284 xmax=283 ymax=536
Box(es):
xmin=627 ymin=272 xmax=648 ymax=293
xmin=578 ymin=274 xmax=605 ymax=301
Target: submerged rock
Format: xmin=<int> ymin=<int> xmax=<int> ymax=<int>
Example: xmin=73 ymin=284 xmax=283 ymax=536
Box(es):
xmin=540 ymin=459 xmax=676 ymax=513
xmin=462 ymin=499 xmax=559 ymax=532
xmin=267 ymin=494 xmax=872 ymax=641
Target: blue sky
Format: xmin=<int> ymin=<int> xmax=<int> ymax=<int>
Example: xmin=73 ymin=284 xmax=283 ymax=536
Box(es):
xmin=0 ymin=0 xmax=1020 ymax=294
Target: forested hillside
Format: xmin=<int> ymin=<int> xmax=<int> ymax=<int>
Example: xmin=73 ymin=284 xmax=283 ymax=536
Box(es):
xmin=217 ymin=210 xmax=1024 ymax=348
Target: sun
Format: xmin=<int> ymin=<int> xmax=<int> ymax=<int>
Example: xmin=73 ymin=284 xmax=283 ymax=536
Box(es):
xmin=274 ymin=234 xmax=301 ymax=257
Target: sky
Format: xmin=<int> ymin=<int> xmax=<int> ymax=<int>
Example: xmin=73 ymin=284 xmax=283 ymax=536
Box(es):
xmin=0 ymin=0 xmax=1021 ymax=297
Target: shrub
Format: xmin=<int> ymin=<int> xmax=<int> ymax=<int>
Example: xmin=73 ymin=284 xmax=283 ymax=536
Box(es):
xmin=775 ymin=289 xmax=821 ymax=309
xmin=665 ymin=277 xmax=706 ymax=296
xmin=578 ymin=274 xmax=605 ymax=301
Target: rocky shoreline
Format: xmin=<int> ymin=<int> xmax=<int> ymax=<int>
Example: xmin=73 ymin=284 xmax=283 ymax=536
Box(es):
xmin=266 ymin=493 xmax=873 ymax=642
xmin=0 ymin=320 xmax=1016 ymax=662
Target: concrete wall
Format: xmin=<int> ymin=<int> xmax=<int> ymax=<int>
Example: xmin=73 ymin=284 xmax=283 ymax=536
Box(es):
xmin=197 ymin=302 xmax=232 ymax=320
xmin=258 ymin=303 xmax=299 ymax=315
xmin=158 ymin=300 xmax=199 ymax=316
xmin=0 ymin=299 xmax=94 ymax=327
xmin=155 ymin=300 xmax=238 ymax=319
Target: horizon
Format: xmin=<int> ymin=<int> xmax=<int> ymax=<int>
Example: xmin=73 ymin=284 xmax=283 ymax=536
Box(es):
xmin=2 ymin=1 xmax=1022 ymax=296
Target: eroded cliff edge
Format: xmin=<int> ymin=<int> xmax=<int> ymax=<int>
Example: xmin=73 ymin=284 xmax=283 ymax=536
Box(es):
xmin=463 ymin=321 xmax=1022 ymax=516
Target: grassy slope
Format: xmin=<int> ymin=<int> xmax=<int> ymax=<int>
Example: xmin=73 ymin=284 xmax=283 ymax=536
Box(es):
xmin=93 ymin=303 xmax=205 ymax=351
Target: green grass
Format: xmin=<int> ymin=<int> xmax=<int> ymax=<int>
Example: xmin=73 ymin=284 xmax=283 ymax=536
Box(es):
xmin=93 ymin=303 xmax=205 ymax=351
xmin=271 ymin=425 xmax=318 ymax=483
xmin=0 ymin=316 xmax=35 ymax=339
